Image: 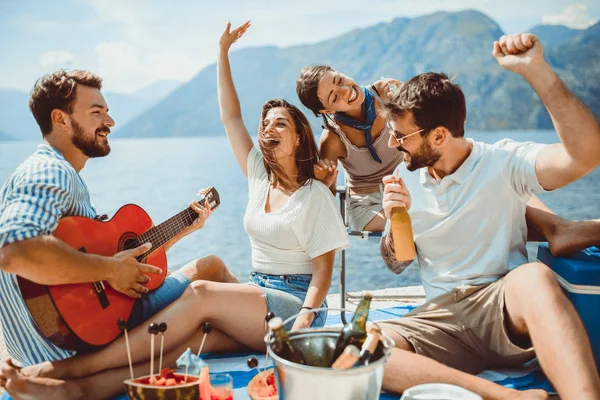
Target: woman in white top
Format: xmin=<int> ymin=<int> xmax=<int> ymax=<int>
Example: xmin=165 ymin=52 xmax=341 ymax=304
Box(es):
xmin=4 ymin=21 xmax=350 ymax=399
xmin=219 ymin=21 xmax=349 ymax=330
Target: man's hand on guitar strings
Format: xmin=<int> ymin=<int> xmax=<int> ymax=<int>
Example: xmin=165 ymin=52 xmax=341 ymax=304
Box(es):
xmin=183 ymin=187 xmax=216 ymax=235
xmin=187 ymin=199 xmax=213 ymax=233
xmin=110 ymin=243 xmax=162 ymax=299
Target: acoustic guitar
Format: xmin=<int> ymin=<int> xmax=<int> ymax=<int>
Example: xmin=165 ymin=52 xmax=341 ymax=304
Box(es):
xmin=17 ymin=187 xmax=220 ymax=351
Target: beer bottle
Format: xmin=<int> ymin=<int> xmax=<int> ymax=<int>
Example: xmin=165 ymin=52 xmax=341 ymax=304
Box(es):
xmin=268 ymin=317 xmax=306 ymax=365
xmin=391 ymin=206 xmax=416 ymax=262
xmin=331 ymin=345 xmax=360 ymax=369
xmin=331 ymin=293 xmax=373 ymax=362
xmin=355 ymin=326 xmax=382 ymax=366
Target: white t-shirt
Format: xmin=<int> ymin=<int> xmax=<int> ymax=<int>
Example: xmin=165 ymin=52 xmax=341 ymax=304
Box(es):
xmin=244 ymin=146 xmax=350 ymax=275
xmin=398 ymin=139 xmax=547 ymax=301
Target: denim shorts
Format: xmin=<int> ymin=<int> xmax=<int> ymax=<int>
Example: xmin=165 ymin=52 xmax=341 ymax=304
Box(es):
xmin=127 ymin=271 xmax=191 ymax=329
xmin=248 ymin=271 xmax=328 ymax=331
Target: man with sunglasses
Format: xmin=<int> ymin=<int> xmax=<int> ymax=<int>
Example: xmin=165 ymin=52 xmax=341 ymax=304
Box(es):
xmin=377 ymin=33 xmax=600 ymax=399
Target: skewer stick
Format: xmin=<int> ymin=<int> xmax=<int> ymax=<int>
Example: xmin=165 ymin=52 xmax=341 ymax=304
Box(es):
xmin=158 ymin=322 xmax=167 ymax=373
xmin=148 ymin=323 xmax=159 ymax=377
xmin=247 ymin=357 xmax=267 ymax=385
xmin=118 ymin=319 xmax=134 ymax=380
xmin=197 ymin=322 xmax=213 ymax=357
xmin=264 ymin=312 xmax=275 ymax=377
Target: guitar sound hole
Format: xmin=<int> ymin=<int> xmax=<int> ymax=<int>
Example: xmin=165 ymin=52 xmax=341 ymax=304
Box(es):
xmin=122 ymin=237 xmax=140 ymax=252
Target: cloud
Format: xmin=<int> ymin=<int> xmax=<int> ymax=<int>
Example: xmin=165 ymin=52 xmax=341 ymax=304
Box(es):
xmin=39 ymin=51 xmax=78 ymax=69
xmin=95 ymin=42 xmax=192 ymax=92
xmin=542 ymin=4 xmax=597 ymax=29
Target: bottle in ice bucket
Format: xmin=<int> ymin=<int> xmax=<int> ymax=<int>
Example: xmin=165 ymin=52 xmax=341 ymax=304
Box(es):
xmin=331 ymin=293 xmax=373 ymax=362
xmin=331 ymin=345 xmax=360 ymax=369
xmin=268 ymin=317 xmax=307 ymax=365
xmin=391 ymin=205 xmax=416 ymax=261
xmin=355 ymin=326 xmax=382 ymax=367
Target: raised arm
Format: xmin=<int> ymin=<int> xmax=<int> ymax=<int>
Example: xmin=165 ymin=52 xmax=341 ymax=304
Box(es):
xmin=217 ymin=21 xmax=254 ymax=176
xmin=493 ymin=33 xmax=600 ymax=190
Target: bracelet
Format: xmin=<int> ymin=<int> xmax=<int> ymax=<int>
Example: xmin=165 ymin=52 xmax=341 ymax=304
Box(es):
xmin=300 ymin=306 xmax=313 ymax=310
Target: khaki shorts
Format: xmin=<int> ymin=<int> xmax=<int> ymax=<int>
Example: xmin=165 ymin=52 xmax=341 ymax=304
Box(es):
xmin=347 ymin=188 xmax=383 ymax=231
xmin=381 ymin=277 xmax=535 ymax=374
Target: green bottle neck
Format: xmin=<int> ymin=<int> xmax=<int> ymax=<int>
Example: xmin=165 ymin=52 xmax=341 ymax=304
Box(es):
xmin=351 ymin=298 xmax=371 ymax=328
xmin=273 ymin=326 xmax=290 ymax=344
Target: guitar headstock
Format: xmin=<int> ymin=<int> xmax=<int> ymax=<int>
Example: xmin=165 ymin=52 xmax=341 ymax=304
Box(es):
xmin=197 ymin=187 xmax=220 ymax=211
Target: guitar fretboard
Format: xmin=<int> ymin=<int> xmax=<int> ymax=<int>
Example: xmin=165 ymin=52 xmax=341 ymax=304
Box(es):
xmin=134 ymin=207 xmax=199 ymax=252
xmin=122 ymin=191 xmax=215 ymax=258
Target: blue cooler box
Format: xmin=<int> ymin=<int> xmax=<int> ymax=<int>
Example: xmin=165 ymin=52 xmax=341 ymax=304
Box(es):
xmin=537 ymin=243 xmax=600 ymax=369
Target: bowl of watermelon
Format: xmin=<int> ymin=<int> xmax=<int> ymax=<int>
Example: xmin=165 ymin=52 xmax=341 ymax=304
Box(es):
xmin=247 ymin=369 xmax=278 ymax=400
xmin=123 ymin=368 xmax=199 ymax=400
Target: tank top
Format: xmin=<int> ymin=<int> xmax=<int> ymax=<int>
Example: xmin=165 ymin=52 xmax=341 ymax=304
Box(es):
xmin=330 ymin=89 xmax=403 ymax=189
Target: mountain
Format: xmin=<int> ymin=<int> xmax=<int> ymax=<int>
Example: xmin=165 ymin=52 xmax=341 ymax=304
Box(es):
xmin=117 ymin=10 xmax=600 ymax=138
xmin=0 ymin=80 xmax=181 ymax=139
xmin=529 ymin=24 xmax=583 ymax=49
xmin=102 ymin=92 xmax=154 ymax=132
xmin=133 ymin=80 xmax=181 ymax=103
xmin=0 ymin=129 xmax=15 ymax=141
xmin=0 ymin=89 xmax=39 ymax=141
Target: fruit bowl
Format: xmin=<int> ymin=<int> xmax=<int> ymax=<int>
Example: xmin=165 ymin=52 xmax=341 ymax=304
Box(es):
xmin=247 ymin=369 xmax=278 ymax=400
xmin=123 ymin=369 xmax=199 ymax=400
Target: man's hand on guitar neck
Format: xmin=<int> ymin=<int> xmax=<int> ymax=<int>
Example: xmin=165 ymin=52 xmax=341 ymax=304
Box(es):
xmin=109 ymin=243 xmax=163 ymax=299
xmin=163 ymin=191 xmax=215 ymax=252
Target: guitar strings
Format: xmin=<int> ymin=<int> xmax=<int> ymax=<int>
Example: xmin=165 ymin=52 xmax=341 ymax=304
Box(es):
xmin=122 ymin=194 xmax=215 ymax=253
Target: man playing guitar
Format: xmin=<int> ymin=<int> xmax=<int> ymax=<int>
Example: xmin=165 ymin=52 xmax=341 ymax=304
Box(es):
xmin=0 ymin=70 xmax=237 ymax=367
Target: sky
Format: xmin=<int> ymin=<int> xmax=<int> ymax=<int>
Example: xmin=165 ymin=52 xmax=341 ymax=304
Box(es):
xmin=1 ymin=0 xmax=598 ymax=94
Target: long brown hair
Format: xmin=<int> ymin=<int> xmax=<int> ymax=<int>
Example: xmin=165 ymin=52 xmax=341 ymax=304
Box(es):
xmin=258 ymin=99 xmax=319 ymax=192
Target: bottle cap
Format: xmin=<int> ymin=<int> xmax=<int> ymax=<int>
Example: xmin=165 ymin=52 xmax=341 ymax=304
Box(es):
xmin=268 ymin=317 xmax=284 ymax=330
xmin=362 ymin=330 xmax=381 ymax=354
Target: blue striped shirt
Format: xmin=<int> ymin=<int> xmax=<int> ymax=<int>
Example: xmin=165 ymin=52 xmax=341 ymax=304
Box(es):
xmin=0 ymin=143 xmax=97 ymax=366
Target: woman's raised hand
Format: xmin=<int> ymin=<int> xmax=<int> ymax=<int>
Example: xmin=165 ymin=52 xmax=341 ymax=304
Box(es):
xmin=313 ymin=159 xmax=338 ymax=188
xmin=219 ymin=20 xmax=251 ymax=53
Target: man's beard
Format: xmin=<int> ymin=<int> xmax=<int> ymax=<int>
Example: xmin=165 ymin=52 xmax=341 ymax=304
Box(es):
xmin=71 ymin=118 xmax=111 ymax=158
xmin=400 ymin=140 xmax=441 ymax=172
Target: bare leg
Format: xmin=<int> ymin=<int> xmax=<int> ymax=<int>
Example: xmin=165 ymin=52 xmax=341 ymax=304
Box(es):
xmin=526 ymin=195 xmax=600 ymax=256
xmin=25 ymin=281 xmax=268 ymax=380
xmin=363 ymin=210 xmax=386 ymax=232
xmin=504 ymin=262 xmax=600 ymax=399
xmin=379 ymin=330 xmax=547 ymax=400
xmin=178 ymin=254 xmax=239 ymax=283
xmin=4 ymin=328 xmax=243 ymax=399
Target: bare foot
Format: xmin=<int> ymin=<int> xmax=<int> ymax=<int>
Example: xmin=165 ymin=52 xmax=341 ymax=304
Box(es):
xmin=1 ymin=359 xmax=81 ymax=400
xmin=506 ymin=389 xmax=549 ymax=400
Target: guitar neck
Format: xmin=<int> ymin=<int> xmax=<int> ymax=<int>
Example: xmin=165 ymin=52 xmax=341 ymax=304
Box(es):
xmin=135 ymin=207 xmax=198 ymax=252
xmin=122 ymin=187 xmax=219 ymax=257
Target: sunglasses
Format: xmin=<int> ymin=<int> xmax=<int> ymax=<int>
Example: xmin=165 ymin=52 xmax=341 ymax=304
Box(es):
xmin=389 ymin=126 xmax=425 ymax=146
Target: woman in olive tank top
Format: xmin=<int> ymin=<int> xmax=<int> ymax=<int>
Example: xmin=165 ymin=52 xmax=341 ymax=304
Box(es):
xmin=297 ymin=66 xmax=402 ymax=231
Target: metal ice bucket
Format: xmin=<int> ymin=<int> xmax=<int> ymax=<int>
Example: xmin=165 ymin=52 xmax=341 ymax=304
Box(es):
xmin=265 ymin=308 xmax=395 ymax=400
